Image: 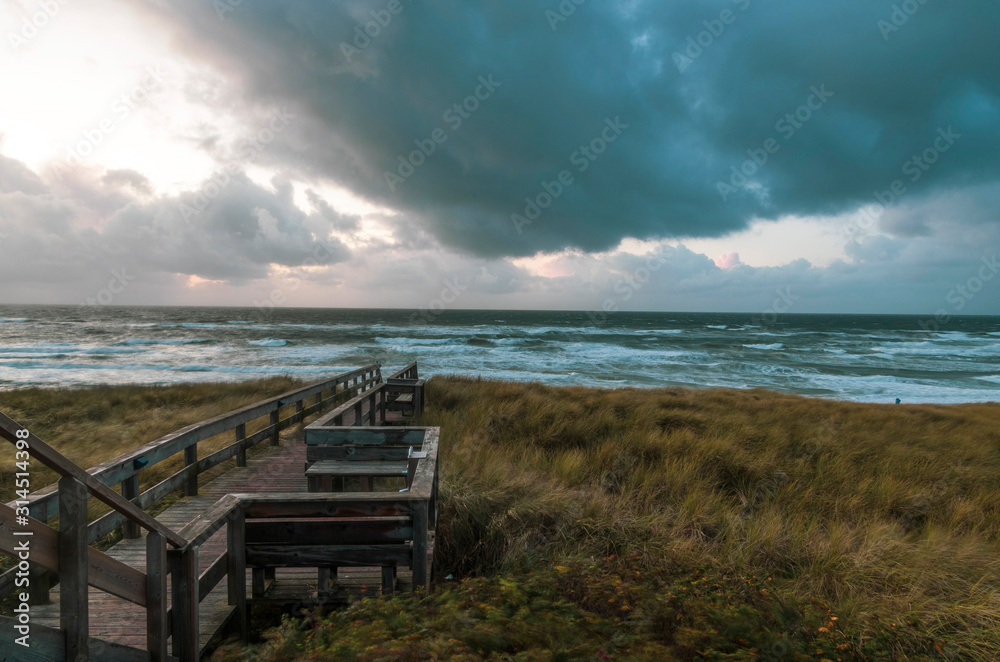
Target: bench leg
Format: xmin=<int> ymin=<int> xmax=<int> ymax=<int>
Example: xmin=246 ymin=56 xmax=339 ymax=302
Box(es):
xmin=360 ymin=476 xmax=374 ymax=492
xmin=381 ymin=566 xmax=395 ymax=594
xmin=252 ymin=568 xmax=266 ymax=598
xmin=318 ymin=567 xmax=337 ymax=595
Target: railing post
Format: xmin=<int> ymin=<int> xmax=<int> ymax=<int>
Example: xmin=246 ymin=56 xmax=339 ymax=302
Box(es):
xmin=59 ymin=475 xmax=89 ymax=661
xmin=270 ymin=406 xmax=280 ymax=446
xmin=354 ymin=400 xmax=363 ymax=426
xmin=121 ymin=474 xmax=140 ymax=539
xmin=368 ymin=393 xmax=376 ymax=426
xmin=235 ymin=423 xmax=247 ymax=468
xmin=227 ymin=507 xmax=248 ymax=643
xmin=412 ymin=501 xmax=428 ymax=590
xmin=380 ymin=390 xmax=387 ymax=424
xmin=184 ymin=443 xmax=198 ymax=496
xmin=146 ymin=531 xmax=168 ymax=662
xmin=27 ymin=566 xmax=50 ymax=605
xmin=170 ymin=546 xmax=199 ymax=661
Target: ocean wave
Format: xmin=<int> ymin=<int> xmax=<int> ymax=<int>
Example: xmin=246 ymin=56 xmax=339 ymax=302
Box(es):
xmin=0 ymin=318 xmax=29 ymax=323
xmin=117 ymin=339 xmax=214 ymax=346
xmin=744 ymin=343 xmax=785 ymax=350
xmin=249 ymin=338 xmax=289 ymax=347
xmin=227 ymin=321 xmax=254 ymax=325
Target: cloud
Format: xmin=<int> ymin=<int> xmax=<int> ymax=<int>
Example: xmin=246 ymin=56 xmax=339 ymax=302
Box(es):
xmin=125 ymin=0 xmax=1000 ymax=259
xmin=0 ymin=153 xmax=356 ymax=297
xmin=713 ymin=252 xmax=742 ymax=269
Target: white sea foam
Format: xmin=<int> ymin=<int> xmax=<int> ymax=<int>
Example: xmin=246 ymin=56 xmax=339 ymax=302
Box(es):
xmin=118 ymin=339 xmax=212 ymax=346
xmin=249 ymin=338 xmax=288 ymax=347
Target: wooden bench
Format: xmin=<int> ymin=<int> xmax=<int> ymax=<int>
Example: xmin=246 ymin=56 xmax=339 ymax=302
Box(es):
xmin=305 ymin=460 xmax=408 ymax=492
xmin=383 ymin=378 xmax=425 ymax=423
xmin=245 ymin=515 xmax=412 ymax=596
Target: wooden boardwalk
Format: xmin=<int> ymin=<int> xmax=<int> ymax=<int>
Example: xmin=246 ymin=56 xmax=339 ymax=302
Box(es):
xmin=0 ymin=363 xmax=434 ymax=661
xmin=31 ymin=407 xmax=407 ymax=655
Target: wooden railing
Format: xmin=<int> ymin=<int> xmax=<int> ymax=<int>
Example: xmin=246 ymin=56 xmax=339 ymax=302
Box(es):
xmin=0 ymin=364 xmax=384 ymax=661
xmin=165 ymin=426 xmax=440 ymax=661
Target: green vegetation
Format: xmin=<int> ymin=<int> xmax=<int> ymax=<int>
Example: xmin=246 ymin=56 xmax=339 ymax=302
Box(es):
xmin=3 ymin=376 xmax=999 ymax=659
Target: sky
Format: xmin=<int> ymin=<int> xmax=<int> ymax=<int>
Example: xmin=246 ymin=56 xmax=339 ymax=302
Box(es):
xmin=0 ymin=0 xmax=998 ymax=316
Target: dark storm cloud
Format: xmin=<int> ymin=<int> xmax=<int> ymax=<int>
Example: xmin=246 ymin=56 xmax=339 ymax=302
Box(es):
xmin=131 ymin=0 xmax=1000 ymax=258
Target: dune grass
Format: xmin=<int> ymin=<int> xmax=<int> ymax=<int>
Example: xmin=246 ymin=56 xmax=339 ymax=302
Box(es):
xmin=218 ymin=376 xmax=1000 ymax=661
xmin=2 ymin=376 xmax=999 ymax=659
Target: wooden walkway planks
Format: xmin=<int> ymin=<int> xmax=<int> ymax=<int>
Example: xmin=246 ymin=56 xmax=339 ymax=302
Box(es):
xmin=30 ymin=401 xmax=394 ymax=657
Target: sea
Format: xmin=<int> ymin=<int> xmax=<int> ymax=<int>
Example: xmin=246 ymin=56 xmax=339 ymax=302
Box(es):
xmin=0 ymin=305 xmax=998 ymax=404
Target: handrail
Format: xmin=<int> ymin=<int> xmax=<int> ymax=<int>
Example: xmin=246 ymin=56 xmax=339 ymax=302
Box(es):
xmin=0 ymin=412 xmax=187 ymax=547
xmin=0 ymin=503 xmax=148 ymax=604
xmin=7 ymin=363 xmax=382 ymax=523
xmin=0 ymin=362 xmax=427 ymax=662
xmin=388 ymin=362 xmax=419 ymax=380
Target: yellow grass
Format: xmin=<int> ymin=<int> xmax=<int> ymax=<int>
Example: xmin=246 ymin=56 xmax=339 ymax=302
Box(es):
xmin=425 ymin=377 xmax=1000 ymax=658
xmin=2 ymin=375 xmax=999 ymax=657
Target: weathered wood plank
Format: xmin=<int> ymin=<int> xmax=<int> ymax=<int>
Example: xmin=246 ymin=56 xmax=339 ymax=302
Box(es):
xmin=59 ymin=476 xmax=89 ymax=661
xmin=227 ymin=508 xmax=248 ymax=644
xmin=235 ymin=423 xmax=247 ymax=468
xmin=0 ymin=616 xmax=151 ymax=662
xmin=146 ymin=531 xmax=168 ymax=662
xmin=183 ymin=444 xmax=198 ymax=497
xmin=122 ymin=475 xmax=140 ymax=539
xmin=0 ymin=413 xmax=186 ymax=547
xmin=412 ymin=500 xmax=429 ymax=591
xmin=245 ymin=518 xmax=412 ymax=545
xmin=169 ymin=547 xmax=198 ymax=661
xmin=0 ymin=504 xmax=147 ymax=605
xmin=305 ymin=427 xmax=427 ymax=446
xmin=239 ymin=494 xmax=414 ymax=519
xmin=175 ymin=494 xmax=241 ymax=552
xmin=307 ymin=446 xmax=412 ymax=461
xmin=305 ymin=461 xmax=408 ymax=478
xmin=198 ymin=552 xmax=228 ymax=601
xmin=245 ymin=544 xmax=411 ymax=568
xmin=194 ymin=441 xmax=239 ymax=475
